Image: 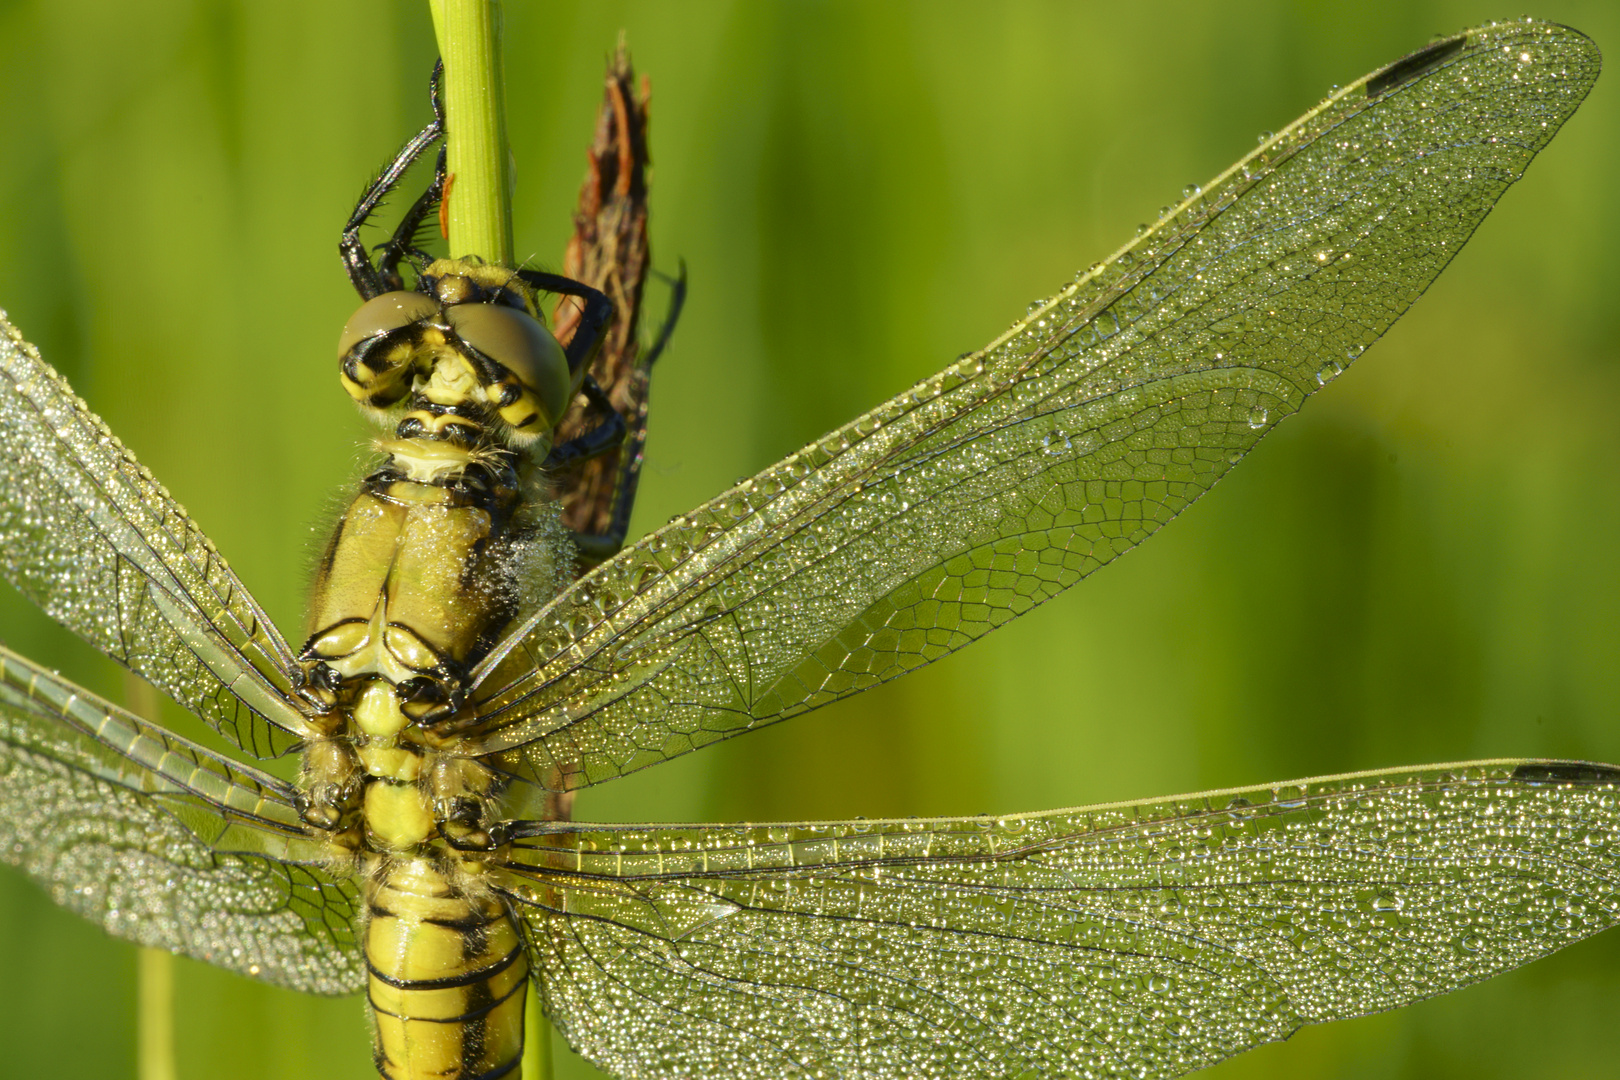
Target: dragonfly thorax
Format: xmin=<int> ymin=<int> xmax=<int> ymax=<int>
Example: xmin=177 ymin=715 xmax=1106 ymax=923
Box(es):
xmin=300 ymin=464 xmax=528 ymax=718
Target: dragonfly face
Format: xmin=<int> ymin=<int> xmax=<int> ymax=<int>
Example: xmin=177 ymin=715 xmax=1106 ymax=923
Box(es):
xmin=0 ymin=13 xmax=1616 ymax=1080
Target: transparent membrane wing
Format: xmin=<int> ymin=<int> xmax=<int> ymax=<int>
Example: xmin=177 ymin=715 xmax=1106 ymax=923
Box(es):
xmin=503 ymin=761 xmax=1620 ymax=1079
xmin=0 ymin=647 xmax=360 ymax=994
xmin=0 ymin=315 xmax=314 ymax=759
xmin=462 ymin=22 xmax=1600 ymax=790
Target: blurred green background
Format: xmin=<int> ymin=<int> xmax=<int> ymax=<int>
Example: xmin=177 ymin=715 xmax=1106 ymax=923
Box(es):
xmin=0 ymin=1 xmax=1615 ymax=1077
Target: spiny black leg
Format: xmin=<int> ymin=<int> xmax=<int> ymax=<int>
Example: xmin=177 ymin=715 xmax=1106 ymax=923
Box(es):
xmin=516 ymin=270 xmax=613 ymax=377
xmin=340 ymin=120 xmax=441 ymax=298
xmin=571 ymin=263 xmax=689 ymax=563
xmin=544 ymin=377 xmax=626 ymax=474
xmin=373 ymin=146 xmax=448 ymax=291
xmin=340 ymin=62 xmax=445 ymax=299
xmin=605 ymin=264 xmax=687 ymax=532
xmin=638 ymin=260 xmax=688 ymax=370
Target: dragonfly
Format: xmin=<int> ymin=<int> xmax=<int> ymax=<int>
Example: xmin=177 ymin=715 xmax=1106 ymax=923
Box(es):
xmin=0 ymin=17 xmax=1612 ymax=1080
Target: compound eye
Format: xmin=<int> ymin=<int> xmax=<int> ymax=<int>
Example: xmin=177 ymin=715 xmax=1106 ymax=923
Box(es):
xmin=337 ymin=291 xmax=438 ymax=360
xmin=445 ymin=302 xmax=570 ymax=432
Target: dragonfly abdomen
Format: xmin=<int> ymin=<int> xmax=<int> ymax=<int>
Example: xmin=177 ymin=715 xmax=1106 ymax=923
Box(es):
xmin=366 ymin=858 xmax=528 ymax=1080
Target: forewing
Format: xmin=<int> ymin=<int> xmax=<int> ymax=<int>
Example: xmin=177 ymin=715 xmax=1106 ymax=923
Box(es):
xmin=464 ymin=22 xmax=1601 ymax=788
xmin=0 ymin=313 xmax=315 ymax=758
xmin=0 ymin=647 xmax=361 ymax=994
xmin=503 ymin=760 xmax=1620 ymax=1079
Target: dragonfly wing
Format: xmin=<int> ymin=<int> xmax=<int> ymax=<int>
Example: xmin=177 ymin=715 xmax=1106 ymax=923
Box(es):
xmin=502 ymin=760 xmax=1620 ymax=1079
xmin=0 ymin=314 xmax=315 ymax=758
xmin=463 ymin=22 xmax=1601 ymax=789
xmin=0 ymin=647 xmax=361 ymax=994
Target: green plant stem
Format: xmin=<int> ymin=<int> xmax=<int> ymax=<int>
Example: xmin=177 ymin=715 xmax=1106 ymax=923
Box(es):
xmin=124 ymin=673 xmax=176 ymax=1080
xmin=428 ymin=0 xmax=514 ymax=264
xmin=522 ymin=984 xmax=552 ymax=1080
xmin=136 ymin=947 xmax=176 ymax=1080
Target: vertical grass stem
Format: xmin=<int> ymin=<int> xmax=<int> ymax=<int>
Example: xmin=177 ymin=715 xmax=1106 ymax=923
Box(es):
xmin=522 ymin=986 xmax=553 ymax=1080
xmin=136 ymin=947 xmax=176 ymax=1080
xmin=428 ymin=0 xmax=514 ymax=265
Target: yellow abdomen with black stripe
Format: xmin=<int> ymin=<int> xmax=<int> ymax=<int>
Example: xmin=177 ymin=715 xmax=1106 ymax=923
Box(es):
xmin=367 ymin=860 xmax=528 ymax=1080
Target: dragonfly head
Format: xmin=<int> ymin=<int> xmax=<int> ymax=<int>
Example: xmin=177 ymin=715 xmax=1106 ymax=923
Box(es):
xmin=336 ymin=258 xmax=573 ymax=454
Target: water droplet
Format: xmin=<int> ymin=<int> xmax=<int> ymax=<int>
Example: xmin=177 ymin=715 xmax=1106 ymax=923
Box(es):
xmin=1257 ymin=130 xmax=1275 ymax=144
xmin=953 ymin=355 xmax=983 ymax=379
xmin=1314 ymin=360 xmax=1344 ymax=386
xmin=1274 ymin=785 xmax=1308 ymax=809
xmin=1247 ymin=408 xmax=1269 ymax=429
xmin=1182 ymin=183 xmax=1201 ymax=200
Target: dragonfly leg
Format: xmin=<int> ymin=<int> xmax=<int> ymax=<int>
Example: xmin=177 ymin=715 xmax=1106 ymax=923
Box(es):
xmin=340 ymin=61 xmax=445 ymax=299
xmin=371 ymin=146 xmax=448 ymax=292
xmin=561 ymin=265 xmax=687 ymax=563
xmin=545 ymin=377 xmax=626 ymax=474
xmin=637 ymin=261 xmax=688 ymax=371
xmin=517 ymin=270 xmax=613 ymax=377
